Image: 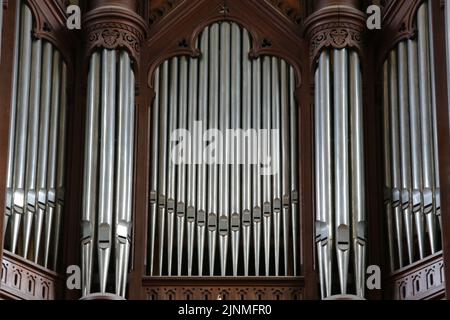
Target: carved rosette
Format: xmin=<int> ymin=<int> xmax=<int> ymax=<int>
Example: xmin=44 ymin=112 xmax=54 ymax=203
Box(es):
xmin=304 ymin=6 xmax=366 ymax=65
xmin=84 ymin=7 xmax=147 ymax=65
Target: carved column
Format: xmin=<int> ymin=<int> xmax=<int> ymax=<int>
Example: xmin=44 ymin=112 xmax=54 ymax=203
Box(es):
xmin=304 ymin=0 xmax=367 ymax=299
xmin=80 ymin=0 xmax=146 ymax=300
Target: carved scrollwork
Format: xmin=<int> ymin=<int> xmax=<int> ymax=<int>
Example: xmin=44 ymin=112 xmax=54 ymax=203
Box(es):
xmin=86 ymin=22 xmax=143 ymax=58
xmin=83 ymin=6 xmax=147 ymax=66
xmin=308 ymin=22 xmax=365 ymax=61
xmin=304 ymin=5 xmax=366 ymax=65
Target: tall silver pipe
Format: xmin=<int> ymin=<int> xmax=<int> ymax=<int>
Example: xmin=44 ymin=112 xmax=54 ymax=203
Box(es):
xmin=115 ymin=51 xmax=131 ymax=295
xmin=262 ymin=56 xmax=272 ymax=276
xmin=44 ymin=49 xmax=61 ymax=269
xmin=34 ymin=42 xmax=53 ymax=264
xmin=280 ymin=60 xmax=290 ymax=276
xmin=334 ymin=48 xmax=350 ymax=295
xmin=242 ymin=29 xmax=252 ymax=277
xmin=315 ymin=65 xmax=325 ymax=298
xmin=187 ymin=56 xmax=198 ymax=276
xmin=397 ymin=43 xmax=414 ymax=264
xmin=319 ymin=51 xmax=332 ymax=296
xmin=230 ymin=23 xmax=241 ymax=277
xmin=158 ymin=61 xmax=169 ymax=275
xmin=121 ymin=68 xmax=135 ymax=296
xmin=196 ymin=27 xmax=209 ymax=276
xmin=218 ymin=22 xmax=231 ymax=276
xmin=271 ymin=57 xmax=282 ymax=276
xmin=23 ymin=39 xmax=42 ymax=258
xmin=149 ymin=67 xmax=160 ymax=276
xmin=427 ymin=0 xmax=441 ymax=231
xmin=350 ymin=51 xmax=366 ymax=298
xmin=407 ymin=39 xmax=426 ymax=260
xmin=417 ymin=3 xmax=437 ymax=254
xmin=389 ymin=50 xmax=404 ymax=268
xmin=98 ymin=49 xmax=117 ymax=293
xmin=166 ymin=57 xmax=179 ymax=276
xmin=207 ymin=23 xmax=220 ymax=276
xmin=11 ymin=4 xmax=33 ymax=254
xmin=383 ymin=61 xmax=396 ymax=271
xmin=289 ymin=67 xmax=298 ymax=276
xmin=81 ymin=52 xmax=100 ymax=296
xmin=53 ymin=62 xmax=68 ymax=271
xmin=4 ymin=0 xmax=22 ymax=238
xmin=176 ymin=56 xmax=188 ymax=276
xmin=252 ymin=58 xmax=262 ymax=276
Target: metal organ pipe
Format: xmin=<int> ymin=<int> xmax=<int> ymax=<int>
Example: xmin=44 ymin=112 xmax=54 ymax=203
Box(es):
xmin=242 ymin=30 xmax=252 ymax=277
xmin=23 ymin=39 xmax=42 ymax=258
xmin=349 ymin=51 xmax=366 ymax=298
xmin=82 ymin=52 xmax=100 ymax=295
xmin=417 ymin=3 xmax=437 ymax=254
xmin=187 ymin=55 xmax=198 ymax=277
xmin=177 ymin=56 xmax=188 ymax=276
xmin=230 ymin=23 xmax=241 ymax=277
xmin=81 ymin=49 xmax=135 ymax=296
xmin=389 ymin=50 xmax=404 ymax=269
xmin=397 ymin=42 xmax=414 ymax=265
xmin=147 ymin=22 xmax=300 ymax=277
xmin=381 ymin=0 xmax=443 ymax=271
xmin=11 ymin=4 xmax=33 ymax=255
xmin=334 ymin=48 xmax=350 ymax=295
xmin=383 ymin=62 xmax=396 ymax=272
xmin=314 ymin=48 xmax=366 ymax=298
xmin=407 ymin=39 xmax=426 ymax=260
xmin=4 ymin=2 xmax=68 ymax=275
xmin=44 ymin=49 xmax=62 ymax=269
xmin=4 ymin=0 xmax=22 ymax=238
xmin=98 ymin=49 xmax=117 ymax=293
xmin=196 ymin=27 xmax=209 ymax=276
xmin=252 ymin=57 xmax=262 ymax=276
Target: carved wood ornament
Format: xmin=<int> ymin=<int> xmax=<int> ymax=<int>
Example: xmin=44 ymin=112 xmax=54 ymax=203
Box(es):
xmin=83 ymin=3 xmax=148 ymax=67
xmin=304 ymin=3 xmax=366 ymax=66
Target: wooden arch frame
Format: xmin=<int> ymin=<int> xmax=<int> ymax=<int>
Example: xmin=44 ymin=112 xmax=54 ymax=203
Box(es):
xmin=130 ymin=0 xmax=316 ymax=300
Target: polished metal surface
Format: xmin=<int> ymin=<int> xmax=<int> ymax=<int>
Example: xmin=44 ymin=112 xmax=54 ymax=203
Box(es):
xmin=397 ymin=43 xmax=414 ymax=265
xmin=146 ymin=22 xmax=300 ymax=278
xmin=334 ymin=49 xmax=350 ymax=295
xmin=23 ymin=39 xmax=42 ymax=258
xmin=417 ymin=3 xmax=437 ymax=254
xmin=349 ymin=51 xmax=366 ymax=298
xmin=98 ymin=49 xmax=117 ymax=293
xmin=11 ymin=4 xmax=33 ymax=254
xmin=382 ymin=61 xmax=396 ymax=271
xmin=82 ymin=53 xmax=100 ymax=295
xmin=407 ymin=39 xmax=426 ymax=260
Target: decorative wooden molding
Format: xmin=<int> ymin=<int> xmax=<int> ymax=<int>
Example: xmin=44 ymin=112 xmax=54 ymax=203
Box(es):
xmin=27 ymin=0 xmax=77 ymax=66
xmin=83 ymin=5 xmax=148 ymax=66
xmin=304 ymin=4 xmax=366 ymax=65
xmin=144 ymin=0 xmax=306 ymax=93
xmin=389 ymin=252 xmax=445 ymax=300
xmin=142 ymin=277 xmax=304 ymax=300
xmin=377 ymin=0 xmax=422 ymax=65
xmin=0 ymin=251 xmax=61 ymax=300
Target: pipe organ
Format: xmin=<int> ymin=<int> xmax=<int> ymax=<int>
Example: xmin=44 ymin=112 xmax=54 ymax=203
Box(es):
xmin=3 ymin=1 xmax=68 ymax=271
xmin=314 ymin=48 xmax=366 ymax=299
xmin=81 ymin=50 xmax=135 ymax=297
xmin=0 ymin=0 xmax=449 ymax=301
xmin=382 ymin=0 xmax=442 ymax=272
xmin=148 ymin=22 xmax=300 ymax=278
